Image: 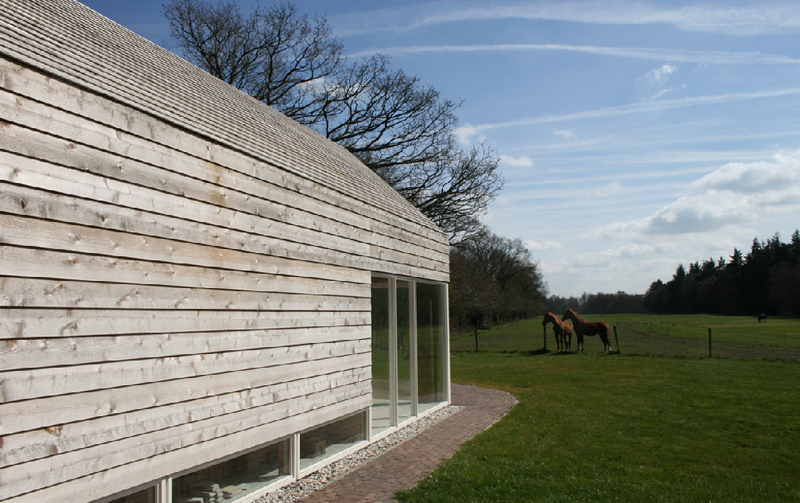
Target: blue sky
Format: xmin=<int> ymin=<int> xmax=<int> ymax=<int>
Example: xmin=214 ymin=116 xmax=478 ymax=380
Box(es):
xmin=82 ymin=0 xmax=800 ymax=297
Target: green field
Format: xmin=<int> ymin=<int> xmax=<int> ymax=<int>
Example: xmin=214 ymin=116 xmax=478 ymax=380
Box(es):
xmin=398 ymin=315 xmax=800 ymax=502
xmin=451 ymin=314 xmax=800 ymax=358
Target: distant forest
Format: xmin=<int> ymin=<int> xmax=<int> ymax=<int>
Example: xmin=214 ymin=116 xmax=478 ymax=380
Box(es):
xmin=546 ymin=291 xmax=646 ymax=315
xmin=644 ymin=230 xmax=800 ymax=317
xmin=545 ymin=230 xmax=800 ymax=318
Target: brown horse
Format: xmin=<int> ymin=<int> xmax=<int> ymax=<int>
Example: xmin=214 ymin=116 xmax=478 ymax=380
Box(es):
xmin=562 ymin=308 xmax=611 ymax=352
xmin=543 ymin=311 xmax=574 ymax=352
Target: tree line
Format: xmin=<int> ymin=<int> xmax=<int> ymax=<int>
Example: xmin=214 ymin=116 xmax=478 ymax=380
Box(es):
xmin=449 ymin=226 xmax=548 ymax=334
xmin=644 ymin=231 xmax=800 ymax=317
xmin=546 ymin=291 xmax=646 ymax=315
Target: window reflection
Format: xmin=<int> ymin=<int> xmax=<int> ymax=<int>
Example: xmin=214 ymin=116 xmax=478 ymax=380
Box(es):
xmin=300 ymin=412 xmax=366 ymax=470
xmin=370 ymin=277 xmax=391 ymax=434
xmin=397 ymin=280 xmax=413 ymax=422
xmin=172 ymin=439 xmax=289 ymax=503
xmin=417 ymin=282 xmax=446 ymax=411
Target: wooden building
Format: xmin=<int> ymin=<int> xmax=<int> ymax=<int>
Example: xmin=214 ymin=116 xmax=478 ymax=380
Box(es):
xmin=0 ymin=1 xmax=450 ymax=502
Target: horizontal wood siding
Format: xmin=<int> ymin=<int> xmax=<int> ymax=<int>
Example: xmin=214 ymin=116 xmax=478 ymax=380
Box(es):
xmin=0 ymin=28 xmax=449 ymax=501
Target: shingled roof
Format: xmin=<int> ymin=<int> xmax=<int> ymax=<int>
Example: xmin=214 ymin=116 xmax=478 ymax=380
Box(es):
xmin=0 ymin=0 xmax=445 ymax=240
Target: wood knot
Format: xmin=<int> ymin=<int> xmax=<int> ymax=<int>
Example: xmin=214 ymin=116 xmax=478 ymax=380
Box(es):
xmin=45 ymin=425 xmax=63 ymax=436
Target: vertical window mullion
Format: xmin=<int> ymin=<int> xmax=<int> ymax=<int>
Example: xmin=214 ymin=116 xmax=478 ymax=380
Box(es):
xmin=410 ymin=281 xmax=419 ymax=417
xmin=442 ymin=283 xmax=451 ymax=404
xmin=155 ymin=478 xmax=171 ymax=503
xmin=291 ymin=434 xmax=301 ymax=480
xmin=389 ymin=277 xmax=398 ymax=427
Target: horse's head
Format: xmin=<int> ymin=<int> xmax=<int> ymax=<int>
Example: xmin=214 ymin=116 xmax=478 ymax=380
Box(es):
xmin=562 ymin=309 xmax=576 ymax=321
xmin=542 ymin=312 xmax=553 ymax=325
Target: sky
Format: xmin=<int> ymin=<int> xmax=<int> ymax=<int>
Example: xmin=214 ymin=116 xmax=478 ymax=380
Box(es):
xmin=81 ymin=0 xmax=800 ymax=298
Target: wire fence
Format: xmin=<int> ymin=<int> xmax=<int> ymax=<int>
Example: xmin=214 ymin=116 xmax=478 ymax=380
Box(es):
xmin=450 ymin=318 xmax=800 ymax=360
xmin=608 ymin=322 xmax=800 ymax=360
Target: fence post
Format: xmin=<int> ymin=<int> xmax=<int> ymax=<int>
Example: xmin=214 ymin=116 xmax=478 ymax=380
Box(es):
xmin=708 ymin=328 xmax=712 ymax=358
xmin=613 ymin=326 xmax=620 ymax=354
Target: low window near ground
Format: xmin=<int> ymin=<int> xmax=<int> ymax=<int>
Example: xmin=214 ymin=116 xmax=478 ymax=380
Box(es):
xmin=299 ymin=412 xmax=366 ymax=470
xmin=173 ymin=439 xmax=290 ymax=503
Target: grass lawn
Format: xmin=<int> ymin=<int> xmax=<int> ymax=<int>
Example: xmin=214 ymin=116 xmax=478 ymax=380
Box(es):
xmin=397 ymin=346 xmax=800 ymax=502
xmin=450 ymin=315 xmax=800 ymax=358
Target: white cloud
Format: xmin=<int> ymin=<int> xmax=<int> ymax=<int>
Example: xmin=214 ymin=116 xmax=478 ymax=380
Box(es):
xmin=644 ymin=192 xmax=757 ymax=234
xmin=691 ymin=150 xmax=800 ymax=193
xmin=647 ymin=63 xmax=678 ymax=84
xmin=605 ymin=182 xmax=623 ymax=196
xmin=500 ymin=154 xmax=535 ymax=168
xmin=643 ymin=64 xmax=686 ymax=101
xmin=453 ymin=87 xmax=800 ymax=136
xmin=349 ymin=43 xmax=800 ymax=65
xmin=584 ymin=181 xmax=624 ymax=200
xmin=333 ymin=2 xmax=800 ymax=37
xmin=553 ymin=129 xmax=576 ymax=139
xmin=525 ymin=240 xmax=565 ymax=252
xmin=650 ymin=83 xmax=687 ymax=101
xmin=454 ymin=124 xmax=484 ymax=145
xmin=597 ymin=150 xmax=800 ymax=236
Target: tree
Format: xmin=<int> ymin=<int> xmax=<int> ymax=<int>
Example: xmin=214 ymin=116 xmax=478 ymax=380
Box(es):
xmin=449 ymin=226 xmax=547 ymax=330
xmin=164 ymin=0 xmax=503 ymax=238
xmin=448 ymin=247 xmax=499 ymax=347
xmin=645 ymin=230 xmax=800 ymax=317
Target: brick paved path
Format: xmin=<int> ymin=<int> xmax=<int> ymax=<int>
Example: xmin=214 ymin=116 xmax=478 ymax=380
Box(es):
xmin=299 ymin=384 xmax=517 ymax=503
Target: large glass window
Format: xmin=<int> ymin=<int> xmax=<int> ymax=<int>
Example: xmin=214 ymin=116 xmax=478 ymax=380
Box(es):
xmin=370 ymin=277 xmax=391 ymax=435
xmin=417 ymin=282 xmax=447 ymax=412
xmin=172 ymin=439 xmax=289 ymax=503
xmin=299 ymin=412 xmax=367 ymax=470
xmin=396 ymin=280 xmax=413 ymax=423
xmin=371 ymin=276 xmax=448 ymax=433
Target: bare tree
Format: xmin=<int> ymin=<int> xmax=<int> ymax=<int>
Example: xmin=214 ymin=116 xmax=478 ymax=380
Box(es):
xmin=450 ymin=226 xmax=547 ymax=330
xmin=163 ymin=0 xmax=503 ymax=237
xmin=164 ymin=0 xmax=343 ymax=118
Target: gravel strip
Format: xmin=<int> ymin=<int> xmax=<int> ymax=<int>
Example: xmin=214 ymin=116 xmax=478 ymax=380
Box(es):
xmin=257 ymin=405 xmax=465 ymax=503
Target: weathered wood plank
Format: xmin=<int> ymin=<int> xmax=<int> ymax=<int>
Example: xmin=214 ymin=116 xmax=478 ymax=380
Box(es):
xmin=0 ymin=276 xmax=367 ymax=312
xmin=0 ymin=164 xmax=446 ymax=279
xmin=0 ymin=32 xmax=446 ymax=246
xmin=0 ymin=119 xmax=448 ymax=272
xmin=2 ymin=396 xmax=370 ymax=503
xmin=0 ymin=324 xmax=370 ymax=371
xmin=0 ymin=386 xmax=371 ymax=500
xmin=0 ymin=337 xmax=371 ymax=402
xmin=0 ymin=213 xmax=363 ymax=285
xmin=0 ymin=353 xmax=370 ymax=436
xmin=0 ymin=246 xmax=371 ymax=298
xmin=1 ymin=366 xmax=370 ymax=467
xmin=0 ymin=307 xmax=370 ymax=340
xmin=0 ymin=59 xmax=450 ymax=254
xmin=0 ymin=174 xmax=383 ymax=275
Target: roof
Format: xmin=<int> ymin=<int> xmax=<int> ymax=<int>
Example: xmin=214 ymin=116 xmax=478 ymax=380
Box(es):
xmin=0 ymin=0 xmax=447 ymax=241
